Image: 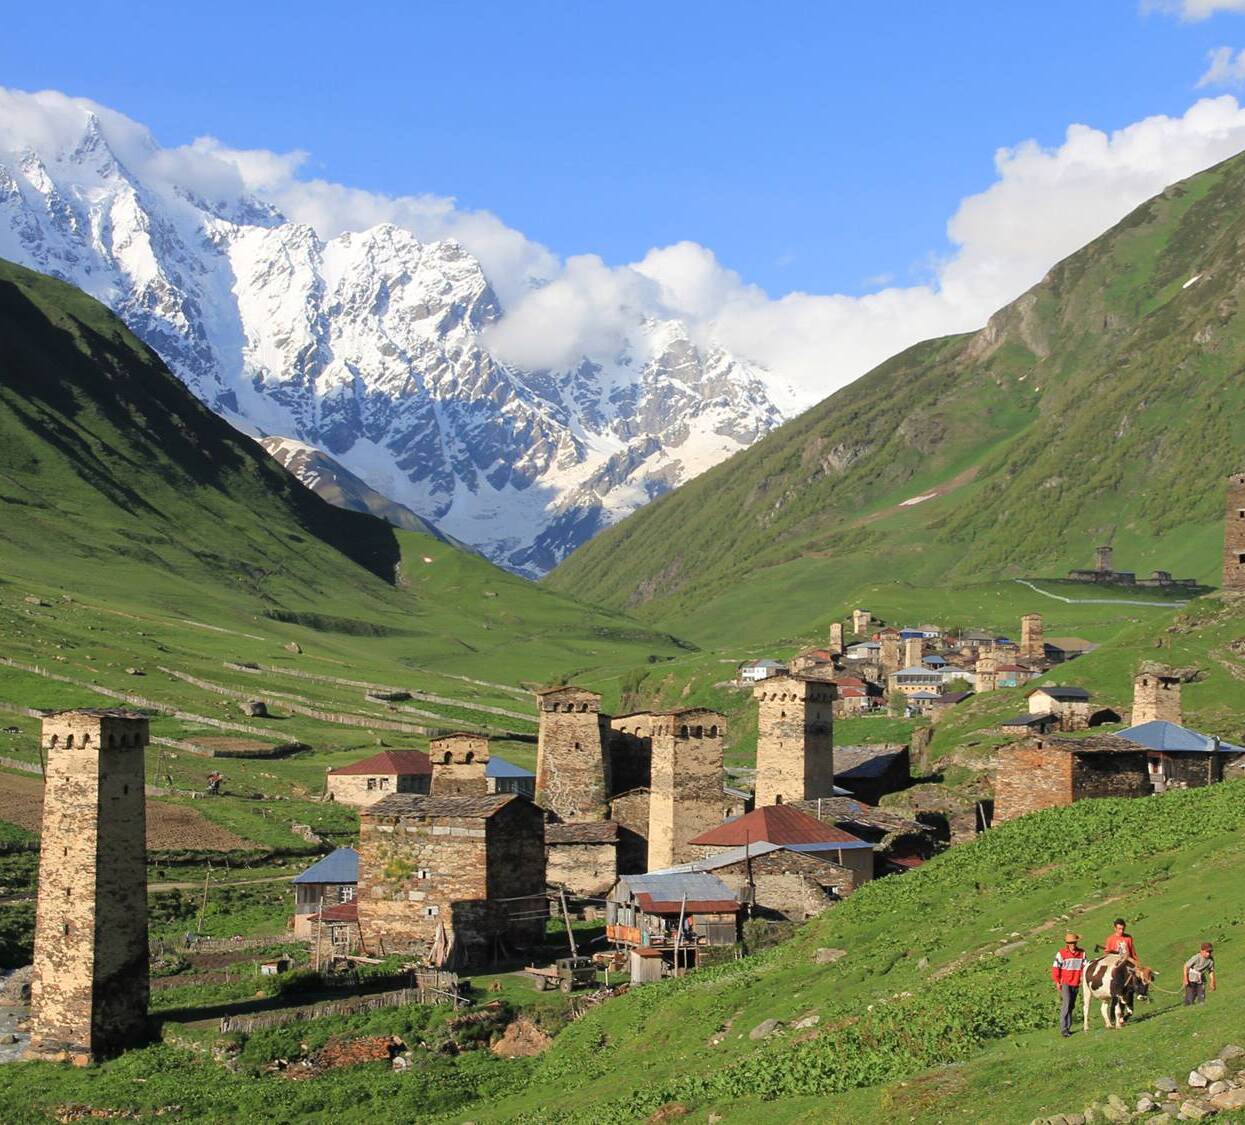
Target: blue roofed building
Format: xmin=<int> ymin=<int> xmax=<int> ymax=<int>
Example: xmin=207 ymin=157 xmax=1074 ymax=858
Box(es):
xmin=1116 ymin=720 xmax=1245 ymax=791
xmin=487 ymin=754 xmax=536 ymax=799
xmin=291 ymin=846 xmax=358 ymax=938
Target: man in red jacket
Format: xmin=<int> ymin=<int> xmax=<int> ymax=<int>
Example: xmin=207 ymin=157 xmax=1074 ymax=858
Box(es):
xmin=1052 ymin=931 xmax=1087 ymax=1038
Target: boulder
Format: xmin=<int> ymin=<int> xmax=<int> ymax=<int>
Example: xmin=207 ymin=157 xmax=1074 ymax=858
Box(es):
xmin=749 ymin=1019 xmax=782 ymax=1040
xmin=284 ymin=641 xmax=302 ymax=655
xmin=1101 ymin=1105 xmax=1127 ymax=1122
xmin=813 ymin=948 xmax=847 ymax=965
xmin=1188 ymin=1071 xmax=1208 ymax=1089
xmin=0 ymin=1033 xmax=15 ymax=1045
xmin=125 ymin=667 xmax=144 ymax=676
xmin=1137 ymin=1097 xmax=1156 ymax=1113
xmin=1220 ymin=1045 xmax=1245 ymax=1061
xmin=791 ymin=1014 xmax=820 ymax=1030
xmin=1210 ymin=1087 xmax=1245 ymax=1111
xmin=1199 ymin=1060 xmax=1228 ymax=1082
xmin=1157 ymin=1079 xmax=1180 ymax=1094
xmin=1177 ymin=1102 xmax=1207 ymax=1120
xmin=240 ymin=700 xmax=268 ymax=717
xmin=1207 ymin=1081 xmax=1228 ymax=1096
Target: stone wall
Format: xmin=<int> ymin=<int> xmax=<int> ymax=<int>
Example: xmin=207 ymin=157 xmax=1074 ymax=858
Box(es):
xmin=356 ymin=797 xmax=546 ymax=962
xmin=1132 ymin=671 xmax=1182 ymax=725
xmin=429 ymin=734 xmax=490 ymax=796
xmin=1225 ymin=472 xmax=1245 ymax=592
xmin=647 ymin=710 xmax=725 ymax=869
xmin=707 ymin=850 xmax=853 ymax=920
xmin=546 ymin=841 xmax=618 ymax=897
xmin=535 ymin=687 xmax=608 ymax=821
xmin=326 ymin=772 xmax=429 ymax=808
xmin=753 ymin=676 xmax=836 ymax=807
xmin=29 ymin=711 xmax=149 ymax=1063
xmin=1071 ymin=751 xmax=1153 ymax=802
xmin=607 ymin=788 xmax=651 ymax=873
xmin=993 ymin=742 xmax=1074 ymax=822
xmin=607 ymin=714 xmax=654 ymax=795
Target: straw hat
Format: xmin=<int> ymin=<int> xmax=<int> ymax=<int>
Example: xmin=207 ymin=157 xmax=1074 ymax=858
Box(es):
xmin=1065 ymin=931 xmax=1080 ymax=943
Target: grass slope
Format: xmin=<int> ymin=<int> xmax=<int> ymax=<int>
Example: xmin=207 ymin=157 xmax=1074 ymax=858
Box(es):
xmin=547 ymin=149 xmax=1245 ymax=643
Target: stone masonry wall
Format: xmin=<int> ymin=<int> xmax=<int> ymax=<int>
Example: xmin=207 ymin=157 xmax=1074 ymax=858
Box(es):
xmin=754 ymin=677 xmax=836 ymax=807
xmin=607 ymin=788 xmax=651 ymax=873
xmin=535 ymin=687 xmax=608 ymax=821
xmin=1071 ymin=752 xmax=1152 ymax=802
xmin=546 ymin=842 xmax=617 ymax=897
xmin=29 ymin=712 xmax=149 ymax=1063
xmin=327 ymin=773 xmax=429 ymax=807
xmin=993 ymin=743 xmax=1074 ymax=822
xmin=1020 ymin=614 xmax=1044 ymax=660
xmin=1132 ymin=673 xmax=1183 ymax=725
xmin=429 ymin=734 xmax=490 ymax=796
xmin=647 ymin=710 xmax=725 ymax=869
xmin=1224 ymin=472 xmax=1245 ymax=592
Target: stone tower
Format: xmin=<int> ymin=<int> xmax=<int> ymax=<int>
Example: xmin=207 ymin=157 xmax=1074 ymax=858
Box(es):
xmin=1020 ymin=613 xmax=1045 ymax=661
xmin=429 ymin=732 xmax=490 ymax=796
xmin=1132 ymin=665 xmax=1183 ymax=726
xmin=28 ymin=710 xmax=149 ymax=1064
xmin=753 ymin=675 xmax=835 ymax=807
xmin=851 ymin=609 xmax=871 ymax=636
xmin=647 ymin=709 xmax=725 ymax=869
xmin=903 ymin=637 xmax=924 ymax=669
xmin=879 ymin=633 xmax=901 ymax=677
xmin=975 ymin=653 xmax=998 ymax=693
xmin=1095 ymin=546 xmax=1114 ymax=573
xmin=1224 ymin=472 xmax=1245 ymax=592
xmin=828 ymin=622 xmax=844 ymax=656
xmin=535 ymin=685 xmax=608 ymax=821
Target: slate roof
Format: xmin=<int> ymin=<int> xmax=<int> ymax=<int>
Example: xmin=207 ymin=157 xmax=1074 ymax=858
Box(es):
xmin=788 ymin=797 xmax=925 ymax=837
xmin=1116 ymin=720 xmax=1245 ymax=755
xmin=1024 ymin=734 xmax=1143 ymax=755
xmin=546 ymin=822 xmax=620 ymax=844
xmin=835 ymin=747 xmax=908 ymax=780
xmin=366 ymin=793 xmax=522 ymax=818
xmin=1026 ymin=686 xmax=1091 ymax=701
xmin=1000 ymin=713 xmax=1057 ymax=728
xmin=648 ymin=841 xmax=850 ymax=876
xmin=936 ymin=691 xmax=973 ymax=705
xmin=487 ymin=755 xmax=535 ymax=779
xmin=689 ymin=804 xmax=871 ymax=849
xmin=291 ymin=846 xmax=359 ymax=885
xmin=618 ymin=871 xmax=739 ymax=913
xmin=328 ymin=749 xmax=432 ymax=777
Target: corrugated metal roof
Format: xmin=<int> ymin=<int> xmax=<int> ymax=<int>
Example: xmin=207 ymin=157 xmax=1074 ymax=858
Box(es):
xmin=327 ymin=749 xmax=432 ymax=776
xmin=291 ymin=847 xmax=358 ymax=885
xmin=1116 ymin=720 xmax=1245 ymax=755
xmin=689 ymin=804 xmax=869 ymax=848
xmin=486 ymin=755 xmax=534 ymax=779
xmin=620 ymin=870 xmax=737 ymax=903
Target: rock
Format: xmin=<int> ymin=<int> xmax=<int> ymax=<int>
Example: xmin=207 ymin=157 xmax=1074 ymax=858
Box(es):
xmin=491 ymin=1018 xmax=553 ymax=1058
xmin=708 ymin=1116 xmax=723 ymax=1125
xmin=791 ymin=1014 xmax=820 ymax=1030
xmin=1188 ymin=1071 xmax=1209 ymax=1089
xmin=1220 ymin=1045 xmax=1245 ymax=1061
xmin=1177 ymin=1102 xmax=1207 ymax=1120
xmin=391 ymin=1053 xmax=411 ymax=1071
xmin=1199 ymin=1060 xmax=1228 ymax=1082
xmin=813 ymin=948 xmax=846 ymax=965
xmin=996 ymin=940 xmax=1028 ymax=956
xmin=22 ymin=596 xmax=46 ymax=606
xmin=1107 ymin=1095 xmax=1128 ymax=1112
xmin=0 ymin=966 xmax=33 ymax=1005
xmin=0 ymin=1033 xmax=15 ymax=1045
xmin=284 ymin=641 xmax=302 ymax=654
xmin=1210 ymin=1088 xmax=1245 ymax=1110
xmin=917 ymin=956 xmax=929 ymax=969
xmin=1065 ymin=1116 xmax=1084 ymax=1125
xmin=1101 ymin=1100 xmax=1128 ymax=1122
xmin=1157 ymin=1079 xmax=1180 ymax=1094
xmin=1147 ymin=1116 xmax=1173 ymax=1124
xmin=749 ymin=1019 xmax=782 ymax=1040
xmin=125 ymin=667 xmax=144 ymax=676
xmin=1137 ymin=1097 xmax=1156 ymax=1113
xmin=240 ymin=700 xmax=268 ymax=717
xmin=1207 ymin=1082 xmax=1228 ymax=1096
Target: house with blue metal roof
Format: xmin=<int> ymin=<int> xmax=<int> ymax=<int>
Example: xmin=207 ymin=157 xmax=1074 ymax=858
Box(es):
xmin=291 ymin=847 xmax=358 ymax=938
xmin=1116 ymin=720 xmax=1245 ymax=790
xmin=487 ymin=755 xmax=535 ymax=799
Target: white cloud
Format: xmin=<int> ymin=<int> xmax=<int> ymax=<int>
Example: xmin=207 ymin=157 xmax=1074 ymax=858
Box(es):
xmin=1197 ymin=45 xmax=1245 ymax=86
xmin=1145 ymin=0 xmax=1245 ymax=20
xmin=5 ymin=86 xmax=1245 ymax=411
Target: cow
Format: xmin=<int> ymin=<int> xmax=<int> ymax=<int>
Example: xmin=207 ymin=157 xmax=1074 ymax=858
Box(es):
xmin=1082 ymin=953 xmax=1155 ymax=1031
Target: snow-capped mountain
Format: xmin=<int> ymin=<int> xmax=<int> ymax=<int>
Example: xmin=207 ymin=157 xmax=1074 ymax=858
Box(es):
xmin=0 ymin=111 xmax=785 ymax=575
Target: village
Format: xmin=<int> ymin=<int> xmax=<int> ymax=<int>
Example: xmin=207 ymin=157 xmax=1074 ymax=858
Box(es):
xmin=9 ymin=473 xmax=1245 ymax=1069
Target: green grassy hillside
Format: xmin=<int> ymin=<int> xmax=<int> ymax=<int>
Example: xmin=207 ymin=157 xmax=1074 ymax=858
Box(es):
xmin=547 ymin=150 xmax=1245 ymax=643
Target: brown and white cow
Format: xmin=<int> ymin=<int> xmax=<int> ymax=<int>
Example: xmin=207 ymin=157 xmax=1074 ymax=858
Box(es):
xmin=1082 ymin=953 xmax=1155 ymax=1030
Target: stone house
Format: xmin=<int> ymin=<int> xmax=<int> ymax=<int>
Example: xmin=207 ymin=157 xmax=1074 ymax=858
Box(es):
xmin=851 ymin=609 xmax=872 ymax=635
xmin=790 ymin=648 xmax=837 ymax=676
xmin=355 ymin=793 xmax=547 ymax=966
xmin=740 ymin=659 xmax=787 ymax=683
xmin=999 ymin=712 xmax=1060 ymax=737
xmin=429 ymin=732 xmax=490 ymax=796
xmin=905 ymin=690 xmax=941 ymax=717
xmin=606 ymin=871 xmax=740 ymax=979
xmin=992 ymin=734 xmax=1151 ymax=823
xmin=1116 ymin=720 xmax=1245 ymax=791
xmin=545 ymin=821 xmax=620 ymax=897
xmin=1026 ymin=686 xmax=1097 ymax=730
xmin=326 ymin=749 xmax=431 ymax=807
xmin=930 ymin=690 xmax=973 ymax=722
xmin=291 ymin=847 xmax=358 ymax=939
xmin=887 ymin=665 xmax=945 ymax=698
xmin=687 ymin=803 xmax=874 ymax=888
xmin=790 ymin=797 xmax=939 ymax=876
xmin=833 ymin=745 xmax=910 ymax=805
xmin=649 ymin=843 xmax=854 ymax=921
xmin=308 ymin=900 xmax=360 ymax=961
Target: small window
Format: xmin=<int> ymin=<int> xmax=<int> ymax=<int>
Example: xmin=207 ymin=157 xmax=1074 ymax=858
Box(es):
xmin=573 ymin=741 xmax=581 ymax=750
xmin=341 ymin=886 xmax=355 ymax=902
xmin=465 ymin=751 xmax=474 ymax=764
xmin=417 ymin=869 xmax=430 ymax=880
xmin=442 ymin=751 xmax=453 ymax=764
xmin=1238 ymin=509 xmax=1245 ymax=519
xmin=62 ymin=922 xmax=70 ymax=936
xmin=1239 ymin=553 xmax=1245 ymax=565
xmin=367 ymin=778 xmax=377 ymax=790
xmin=423 ymin=905 xmax=439 ymax=918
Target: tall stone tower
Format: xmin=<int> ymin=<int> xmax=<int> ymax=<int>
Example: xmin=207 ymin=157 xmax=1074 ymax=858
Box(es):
xmin=28 ymin=710 xmax=149 ymax=1064
xmin=828 ymin=621 xmax=844 ymax=656
xmin=1095 ymin=546 xmax=1114 ymax=573
xmin=903 ymin=637 xmax=924 ymax=669
xmin=1132 ymin=665 xmax=1183 ymax=725
xmin=975 ymin=653 xmax=998 ymax=693
xmin=647 ymin=710 xmax=725 ymax=869
xmin=535 ymin=686 xmax=608 ymax=821
xmin=1020 ymin=613 xmax=1045 ymax=661
xmin=1224 ymin=472 xmax=1245 ymax=592
xmin=753 ymin=675 xmax=835 ymax=807
xmin=880 ymin=633 xmax=902 ymax=677
xmin=429 ymin=732 xmax=490 ymax=796
xmin=851 ymin=609 xmax=871 ymax=636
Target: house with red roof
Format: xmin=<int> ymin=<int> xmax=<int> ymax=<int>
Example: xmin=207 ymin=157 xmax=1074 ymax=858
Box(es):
xmin=686 ymin=803 xmax=875 ymax=888
xmin=325 ymin=749 xmax=432 ymax=807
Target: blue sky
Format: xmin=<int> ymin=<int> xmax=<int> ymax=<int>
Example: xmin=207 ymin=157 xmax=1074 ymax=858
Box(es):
xmin=3 ymin=0 xmax=1243 ymax=298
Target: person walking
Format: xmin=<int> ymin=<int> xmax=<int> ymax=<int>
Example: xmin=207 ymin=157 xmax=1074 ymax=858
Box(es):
xmin=1104 ymin=918 xmax=1137 ymax=964
xmin=1183 ymin=942 xmax=1216 ymax=1005
xmin=1052 ymin=931 xmax=1087 ymax=1038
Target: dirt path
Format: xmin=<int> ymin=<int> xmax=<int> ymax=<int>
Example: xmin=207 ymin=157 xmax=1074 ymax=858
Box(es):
xmin=1014 ymin=578 xmax=1191 ymax=609
xmin=0 ymin=771 xmax=251 ymax=851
